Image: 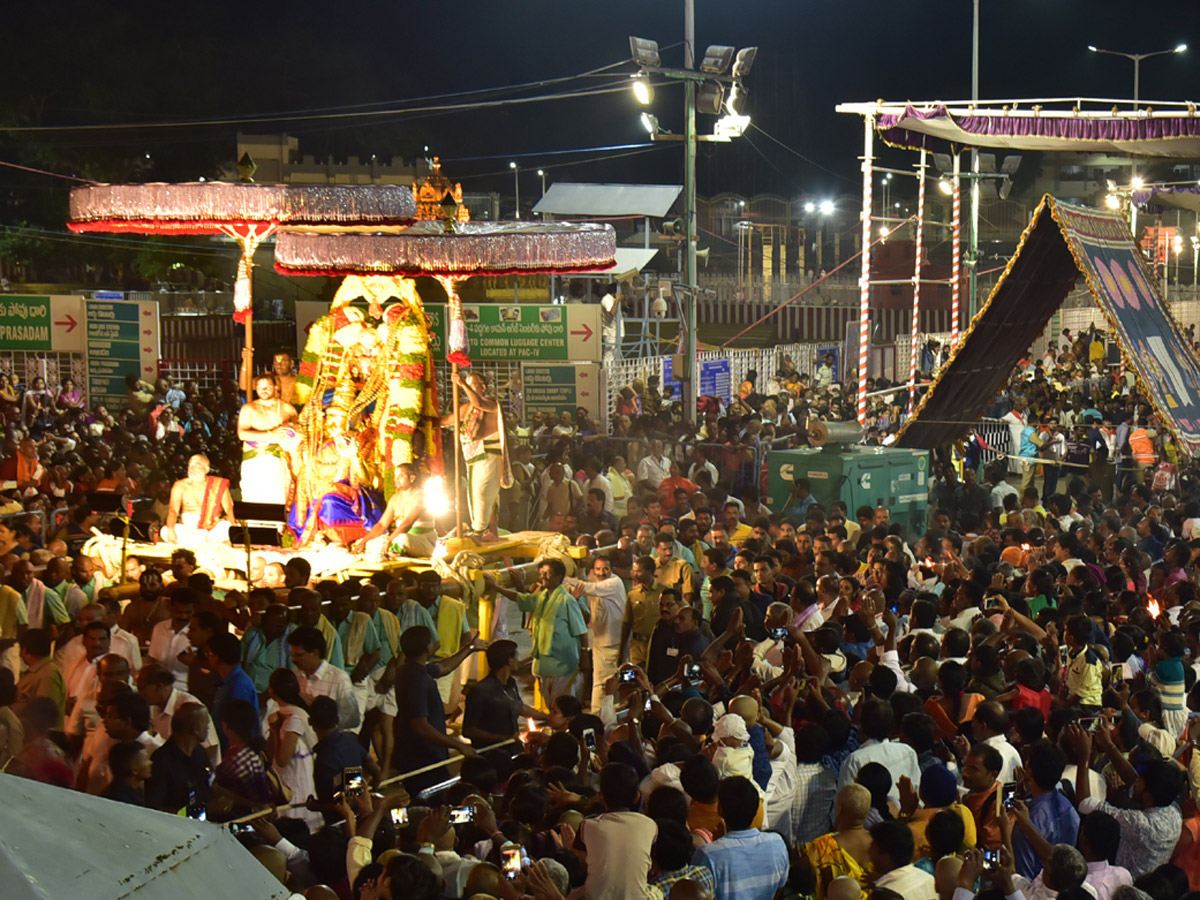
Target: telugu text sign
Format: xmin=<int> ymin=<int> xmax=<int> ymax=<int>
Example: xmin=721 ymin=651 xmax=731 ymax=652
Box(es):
xmin=521 ymin=362 xmax=601 ymax=423
xmin=85 ymin=299 xmax=160 ymax=410
xmin=0 ymin=296 xmax=52 ymax=350
xmin=427 ymin=303 xmax=601 ymax=361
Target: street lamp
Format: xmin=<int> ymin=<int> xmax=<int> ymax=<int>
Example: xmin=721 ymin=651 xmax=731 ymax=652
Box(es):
xmin=509 ymin=161 xmax=520 ymax=220
xmin=628 ymin=11 xmax=756 ymax=426
xmin=1089 ymin=43 xmax=1187 ymax=109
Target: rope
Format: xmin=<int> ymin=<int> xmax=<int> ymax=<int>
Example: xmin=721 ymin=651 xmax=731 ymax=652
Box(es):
xmin=227 ymin=738 xmax=519 ymax=823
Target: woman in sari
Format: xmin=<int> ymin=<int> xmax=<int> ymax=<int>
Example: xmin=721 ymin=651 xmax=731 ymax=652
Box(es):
xmin=801 ymin=783 xmax=874 ymax=899
xmin=924 ymin=660 xmax=984 ymax=743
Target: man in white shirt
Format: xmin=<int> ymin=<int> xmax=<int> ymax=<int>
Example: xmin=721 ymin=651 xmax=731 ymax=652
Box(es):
xmin=1001 ymin=400 xmax=1028 ymax=474
xmin=636 ymin=439 xmax=672 ymax=492
xmin=571 ymin=555 xmax=630 ymax=713
xmin=148 ymin=592 xmax=195 ymax=691
xmin=136 ymin=661 xmax=221 ymax=762
xmin=288 ymin=625 xmax=360 ymax=732
xmin=64 ymin=621 xmax=112 ymax=709
xmin=838 ymin=699 xmax=920 ymax=805
xmin=870 ymin=820 xmax=936 ymax=899
xmin=973 ymin=700 xmax=1023 ymax=785
xmin=57 ymin=602 xmax=141 ymax=675
xmin=582 ymin=458 xmax=614 ymax=513
xmin=688 ymin=447 xmax=719 ymax=488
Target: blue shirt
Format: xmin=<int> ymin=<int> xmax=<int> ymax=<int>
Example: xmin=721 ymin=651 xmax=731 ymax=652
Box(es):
xmin=747 ymin=724 xmax=771 ymax=791
xmin=1014 ymin=790 xmax=1079 ymax=880
xmin=212 ymin=665 xmax=260 ymax=751
xmin=695 ymin=829 xmax=789 ymax=900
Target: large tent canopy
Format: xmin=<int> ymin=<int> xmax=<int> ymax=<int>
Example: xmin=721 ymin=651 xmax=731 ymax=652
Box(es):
xmin=835 ymin=99 xmax=1200 ymax=157
xmin=897 ymin=195 xmax=1200 ymax=456
xmin=0 ymin=775 xmax=289 ymax=900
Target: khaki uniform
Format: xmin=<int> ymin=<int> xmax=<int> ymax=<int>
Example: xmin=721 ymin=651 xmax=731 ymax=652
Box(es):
xmin=655 ymin=556 xmax=697 ymax=599
xmin=627 ymin=582 xmax=664 ymax=666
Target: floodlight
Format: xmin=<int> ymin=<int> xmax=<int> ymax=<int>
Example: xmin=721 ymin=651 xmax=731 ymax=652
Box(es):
xmin=1176 ymin=43 xmax=1188 ymax=53
xmin=1000 ymin=155 xmax=1021 ymax=174
xmin=932 ymin=153 xmax=953 ymax=174
xmin=726 ymin=81 xmax=749 ymax=115
xmin=1131 ymin=176 xmax=1144 ymax=189
xmin=732 ymin=47 xmax=758 ymax=78
xmin=1088 ymin=45 xmax=1098 ymax=52
xmin=1105 ymin=193 xmax=1121 ymax=209
xmin=819 ymin=200 xmax=834 ymax=215
xmin=700 ymin=45 xmax=735 ymax=75
xmin=978 ymin=153 xmax=997 ymax=173
xmin=938 ymin=178 xmax=953 ymax=195
xmin=640 ymin=112 xmax=659 ymax=135
xmin=631 ymin=75 xmax=653 ymax=105
xmin=697 ymin=82 xmax=725 ymax=115
xmin=509 ymin=161 xmax=517 ymax=170
xmin=714 ymin=113 xmax=750 ymax=138
xmin=629 ymin=36 xmax=661 ymax=68
xmin=978 ymin=180 xmax=997 ymax=199
xmin=998 ymin=179 xmax=1013 ymax=200
xmin=804 ymin=201 xmax=816 ymax=213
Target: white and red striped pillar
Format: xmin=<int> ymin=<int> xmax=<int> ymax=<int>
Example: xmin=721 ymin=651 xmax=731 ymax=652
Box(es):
xmin=908 ymin=149 xmax=927 ymax=410
xmin=857 ymin=117 xmax=875 ymax=426
xmin=951 ymin=152 xmax=962 ymax=349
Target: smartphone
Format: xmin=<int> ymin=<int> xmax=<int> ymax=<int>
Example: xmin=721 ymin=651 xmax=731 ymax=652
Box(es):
xmin=983 ymin=848 xmax=1000 ymax=871
xmin=501 ymin=847 xmax=522 ymax=880
xmin=582 ymin=727 xmax=597 ymax=751
xmin=769 ymin=626 xmax=789 ymax=640
xmin=186 ymin=791 xmax=207 ymax=822
xmin=1078 ymin=715 xmax=1102 ymax=732
xmin=228 ymin=821 xmax=253 ymax=835
xmin=644 ymin=696 xmax=653 ymax=712
xmin=390 ymin=807 xmax=409 ymax=826
xmin=1059 ymin=646 xmax=1070 ymax=667
xmin=619 ymin=669 xmax=638 ymax=684
xmin=1001 ymin=782 xmax=1017 ymax=809
xmin=343 ymin=766 xmax=364 ymax=797
xmin=449 ymin=806 xmax=473 ymax=825
xmin=1111 ymin=670 xmax=1123 ymax=690
xmin=685 ymin=663 xmax=703 ymax=679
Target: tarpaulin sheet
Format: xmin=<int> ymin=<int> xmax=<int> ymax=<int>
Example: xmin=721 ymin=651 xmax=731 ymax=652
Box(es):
xmin=898 ymin=195 xmax=1200 ymax=456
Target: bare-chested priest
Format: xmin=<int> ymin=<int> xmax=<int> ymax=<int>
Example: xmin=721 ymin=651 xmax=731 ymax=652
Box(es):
xmin=441 ymin=370 xmax=511 ymax=541
xmin=163 ymin=454 xmax=235 ymax=546
xmin=237 ymin=374 xmax=299 ymax=506
xmin=352 ymin=463 xmax=437 ymax=558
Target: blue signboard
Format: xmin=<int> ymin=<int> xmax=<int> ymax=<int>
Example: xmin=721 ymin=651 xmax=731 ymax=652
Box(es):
xmin=662 ymin=358 xmax=732 ymax=404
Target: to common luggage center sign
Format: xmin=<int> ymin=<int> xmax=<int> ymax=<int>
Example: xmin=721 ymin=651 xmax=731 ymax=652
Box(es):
xmin=426 ymin=303 xmax=601 ymax=362
xmin=84 ymin=299 xmax=160 ymax=409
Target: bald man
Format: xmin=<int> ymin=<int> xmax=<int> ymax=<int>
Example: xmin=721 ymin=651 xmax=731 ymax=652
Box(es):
xmin=163 ymin=454 xmax=234 ymax=546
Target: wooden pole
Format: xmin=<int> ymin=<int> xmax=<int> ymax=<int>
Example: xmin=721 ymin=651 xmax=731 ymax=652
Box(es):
xmin=452 ymin=366 xmax=463 ymax=537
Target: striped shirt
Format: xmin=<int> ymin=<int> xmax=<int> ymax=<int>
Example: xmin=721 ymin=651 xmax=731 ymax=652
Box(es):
xmin=694 ymin=829 xmax=789 ymax=900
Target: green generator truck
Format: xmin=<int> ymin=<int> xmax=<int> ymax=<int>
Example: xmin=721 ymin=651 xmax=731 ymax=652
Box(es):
xmin=767 ymin=445 xmax=930 ymax=538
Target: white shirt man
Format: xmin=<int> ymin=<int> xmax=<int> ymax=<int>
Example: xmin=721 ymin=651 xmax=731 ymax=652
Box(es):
xmin=57 ymin=625 xmax=142 ymax=675
xmin=151 ymin=687 xmax=221 ymax=760
xmin=148 ymin=619 xmax=192 ymax=691
xmin=587 ymin=471 xmax=615 ymax=513
xmin=296 ymin=659 xmax=361 ymax=732
xmin=573 ymin=558 xmax=629 ymax=712
xmin=982 ymin=732 xmax=1023 ymax=786
xmin=636 ymin=450 xmax=672 ymax=489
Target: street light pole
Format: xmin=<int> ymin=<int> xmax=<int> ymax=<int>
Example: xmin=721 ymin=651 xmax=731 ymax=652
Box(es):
xmin=968 ymin=0 xmax=980 ymax=319
xmin=509 ymin=161 xmax=521 ymax=219
xmin=682 ymin=0 xmax=699 ymax=428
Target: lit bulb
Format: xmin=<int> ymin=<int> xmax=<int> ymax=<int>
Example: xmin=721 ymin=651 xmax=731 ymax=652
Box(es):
xmin=1131 ymin=176 xmax=1144 ymax=189
xmin=1105 ymin=194 xmax=1120 ymax=210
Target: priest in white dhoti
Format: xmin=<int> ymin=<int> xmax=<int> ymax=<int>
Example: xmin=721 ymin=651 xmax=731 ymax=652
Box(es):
xmin=237 ymin=374 xmax=299 ymax=506
xmin=442 ymin=369 xmax=511 ymax=541
xmin=163 ymin=455 xmax=235 ymax=547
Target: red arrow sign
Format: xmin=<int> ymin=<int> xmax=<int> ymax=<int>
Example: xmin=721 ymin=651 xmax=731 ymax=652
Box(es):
xmin=143 ymin=329 xmax=152 ymax=335
xmin=54 ymin=314 xmax=78 ymax=333
xmin=143 ymin=347 xmax=152 ymax=353
xmin=569 ymin=323 xmax=594 ymax=341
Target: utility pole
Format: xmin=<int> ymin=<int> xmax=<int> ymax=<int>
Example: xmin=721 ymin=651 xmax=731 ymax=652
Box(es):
xmin=968 ymin=0 xmax=980 ymax=319
xmin=683 ymin=0 xmax=699 ymax=427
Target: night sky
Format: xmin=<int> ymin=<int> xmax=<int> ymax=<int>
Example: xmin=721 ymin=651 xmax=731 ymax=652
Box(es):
xmin=4 ymin=1 xmax=1197 ymax=205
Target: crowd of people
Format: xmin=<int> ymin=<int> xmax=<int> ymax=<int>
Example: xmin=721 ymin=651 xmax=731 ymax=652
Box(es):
xmin=0 ymin=327 xmax=1198 ymax=900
